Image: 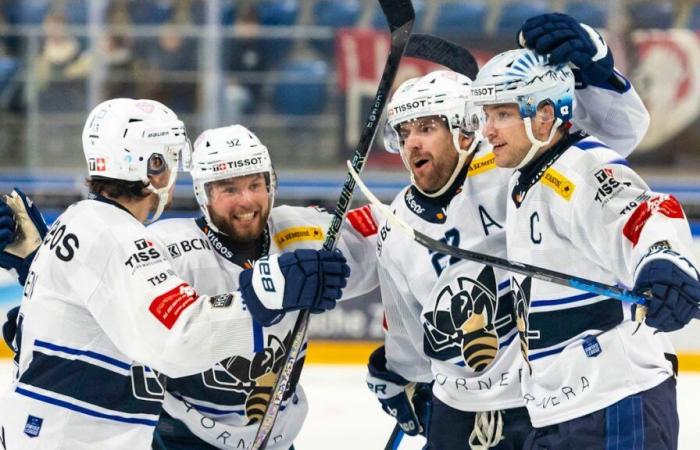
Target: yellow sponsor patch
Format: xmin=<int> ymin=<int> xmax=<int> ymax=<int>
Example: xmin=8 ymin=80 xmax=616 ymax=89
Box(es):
xmin=274 ymin=226 xmax=325 ymax=249
xmin=468 ymin=152 xmax=496 ymax=176
xmin=542 ymin=167 xmax=575 ymax=200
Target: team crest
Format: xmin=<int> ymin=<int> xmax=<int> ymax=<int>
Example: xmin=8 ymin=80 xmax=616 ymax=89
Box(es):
xmin=512 ymin=277 xmax=539 ymax=373
xmin=423 ymin=267 xmax=512 ymax=372
xmin=201 ymin=332 xmax=298 ymax=424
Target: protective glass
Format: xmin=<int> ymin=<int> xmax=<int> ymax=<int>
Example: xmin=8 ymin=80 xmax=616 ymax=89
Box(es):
xmin=461 ymin=104 xmax=485 ymax=134
xmin=481 ymin=104 xmax=524 ymax=131
xmin=383 ymin=116 xmax=449 ymax=154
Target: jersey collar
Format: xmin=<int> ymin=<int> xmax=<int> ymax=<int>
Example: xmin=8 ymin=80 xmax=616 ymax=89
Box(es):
xmin=87 ymin=192 xmax=136 ymax=218
xmin=195 ymin=216 xmax=270 ymax=269
xmin=511 ymin=131 xmax=585 ymax=208
xmin=404 ymin=162 xmax=469 ymax=224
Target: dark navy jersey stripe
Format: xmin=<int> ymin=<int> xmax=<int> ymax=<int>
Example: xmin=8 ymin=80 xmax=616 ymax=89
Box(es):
xmin=499 ymin=331 xmax=518 ymax=349
xmin=528 ymin=345 xmax=567 ymax=361
xmin=20 ymin=352 xmax=162 ymax=416
xmin=528 ymin=299 xmax=622 ymax=350
xmin=253 ymin=319 xmax=264 ymax=353
xmin=576 ymin=140 xmax=610 ymax=151
xmin=34 ymin=340 xmax=131 ymax=371
xmin=16 ymin=387 xmax=158 ymax=426
xmin=531 ymin=292 xmax=599 ymax=307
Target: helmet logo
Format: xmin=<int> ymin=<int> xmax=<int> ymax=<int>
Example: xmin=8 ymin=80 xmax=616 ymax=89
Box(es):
xmin=389 ymin=99 xmax=428 ymax=116
xmin=135 ymin=102 xmax=155 ymax=114
xmin=88 ymin=157 xmax=107 ymax=172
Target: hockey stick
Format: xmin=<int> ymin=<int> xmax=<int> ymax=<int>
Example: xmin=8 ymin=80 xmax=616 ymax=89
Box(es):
xmin=384 ymin=424 xmax=404 ymax=450
xmin=346 ymin=160 xmax=655 ymax=307
xmin=405 ymin=33 xmax=479 ymax=79
xmin=250 ymin=2 xmax=415 ymax=448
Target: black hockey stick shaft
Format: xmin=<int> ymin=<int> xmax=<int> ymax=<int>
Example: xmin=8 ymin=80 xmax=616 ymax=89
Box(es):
xmin=250 ymin=2 xmax=415 ymax=448
xmin=349 ymin=161 xmax=700 ymax=315
xmin=405 ymin=33 xmax=479 ymax=79
xmin=384 ymin=423 xmax=404 ymax=450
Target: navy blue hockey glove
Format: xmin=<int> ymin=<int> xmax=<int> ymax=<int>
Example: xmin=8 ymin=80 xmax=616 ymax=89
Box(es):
xmin=634 ymin=258 xmax=700 ymax=332
xmin=0 ymin=189 xmax=48 ymax=285
xmin=366 ymin=345 xmax=432 ymax=437
xmin=239 ymin=249 xmax=350 ymax=326
xmin=2 ymin=305 xmax=19 ymax=349
xmin=518 ymin=13 xmax=622 ymax=89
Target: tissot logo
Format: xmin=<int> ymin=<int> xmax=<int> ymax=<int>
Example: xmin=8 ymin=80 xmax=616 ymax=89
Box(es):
xmin=389 ymin=99 xmax=427 ymax=116
xmin=211 ymin=157 xmax=264 ymax=172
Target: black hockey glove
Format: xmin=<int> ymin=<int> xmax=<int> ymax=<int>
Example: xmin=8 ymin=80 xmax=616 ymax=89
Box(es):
xmin=239 ymin=249 xmax=350 ymax=326
xmin=366 ymin=345 xmax=432 ymax=437
xmin=518 ymin=13 xmax=626 ymax=91
xmin=634 ymin=257 xmax=700 ymax=332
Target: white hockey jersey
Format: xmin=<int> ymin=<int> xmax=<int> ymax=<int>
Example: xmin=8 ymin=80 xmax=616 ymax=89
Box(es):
xmin=375 ymin=80 xmax=650 ymax=413
xmin=147 ymin=205 xmax=377 ymax=449
xmin=0 ymin=196 xmax=283 ymax=449
xmin=506 ymin=133 xmax=698 ymax=427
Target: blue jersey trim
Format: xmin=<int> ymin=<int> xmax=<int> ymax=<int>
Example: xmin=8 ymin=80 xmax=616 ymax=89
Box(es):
xmin=530 ymin=292 xmax=599 ymax=307
xmin=15 ymin=387 xmax=159 ymax=426
xmin=528 ymin=345 xmax=567 ymax=361
xmin=498 ymin=280 xmax=510 ymax=291
xmin=575 ymin=141 xmax=610 ymax=151
xmin=252 ymin=319 xmax=264 ymax=353
xmin=499 ymin=330 xmax=518 ymax=349
xmin=34 ymin=340 xmax=131 ymax=371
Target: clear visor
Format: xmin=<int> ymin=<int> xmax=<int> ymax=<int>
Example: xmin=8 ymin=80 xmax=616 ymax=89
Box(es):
xmin=382 ymin=116 xmax=452 ymax=154
xmin=147 ymin=140 xmax=193 ymax=176
xmin=462 ymin=104 xmax=485 ymax=134
xmin=481 ymin=103 xmax=525 ymax=131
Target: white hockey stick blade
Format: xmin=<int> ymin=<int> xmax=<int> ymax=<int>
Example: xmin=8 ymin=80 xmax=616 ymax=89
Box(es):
xmin=346 ymin=160 xmax=415 ymax=240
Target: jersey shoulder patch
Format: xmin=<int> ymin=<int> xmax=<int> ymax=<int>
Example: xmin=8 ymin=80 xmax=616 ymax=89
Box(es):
xmin=347 ymin=204 xmax=378 ymax=237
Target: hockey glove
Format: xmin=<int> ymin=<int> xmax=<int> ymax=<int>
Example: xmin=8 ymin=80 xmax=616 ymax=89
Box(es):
xmin=239 ymin=249 xmax=350 ymax=326
xmin=366 ymin=345 xmax=432 ymax=437
xmin=634 ymin=256 xmax=700 ymax=332
xmin=2 ymin=305 xmax=19 ymax=349
xmin=0 ymin=189 xmax=48 ymax=285
xmin=518 ymin=13 xmax=625 ymax=90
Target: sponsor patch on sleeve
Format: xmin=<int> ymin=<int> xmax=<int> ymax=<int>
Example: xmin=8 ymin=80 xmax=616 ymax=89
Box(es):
xmin=274 ymin=226 xmax=324 ymax=250
xmin=149 ymin=283 xmax=199 ymax=329
xmin=347 ymin=204 xmax=378 ymax=237
xmin=467 ymin=152 xmax=496 ymax=176
xmin=542 ymin=167 xmax=575 ymax=200
xmin=623 ymin=195 xmax=684 ymax=246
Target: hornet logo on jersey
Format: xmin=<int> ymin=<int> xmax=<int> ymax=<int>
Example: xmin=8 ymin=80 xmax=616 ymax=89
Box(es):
xmin=422 ymin=267 xmax=512 ymax=372
xmin=201 ymin=332 xmax=299 ymax=424
xmin=512 ymin=277 xmax=539 ymax=374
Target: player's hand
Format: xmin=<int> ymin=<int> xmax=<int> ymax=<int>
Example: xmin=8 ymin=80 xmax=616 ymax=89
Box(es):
xmin=366 ymin=345 xmax=432 ymax=437
xmin=2 ymin=305 xmax=20 ymax=350
xmin=239 ymin=249 xmax=350 ymax=326
xmin=0 ymin=189 xmax=48 ymax=285
xmin=518 ymin=13 xmax=613 ymax=86
xmin=634 ymin=257 xmax=700 ymax=332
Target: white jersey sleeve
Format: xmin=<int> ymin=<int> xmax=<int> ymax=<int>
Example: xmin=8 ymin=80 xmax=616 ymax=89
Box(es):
xmin=571 ymin=70 xmax=650 ymax=157
xmin=564 ymin=142 xmax=698 ymax=287
xmin=379 ymin=263 xmax=433 ymax=383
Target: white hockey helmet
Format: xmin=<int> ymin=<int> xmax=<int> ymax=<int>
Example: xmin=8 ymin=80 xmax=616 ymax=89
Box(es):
xmin=383 ymin=70 xmax=478 ymax=197
xmin=191 ymin=124 xmax=276 ymax=234
xmin=82 ymin=98 xmax=191 ymax=222
xmin=469 ymin=49 xmax=575 ymax=169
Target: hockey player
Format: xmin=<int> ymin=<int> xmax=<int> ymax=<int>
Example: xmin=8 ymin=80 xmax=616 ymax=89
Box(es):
xmin=147 ymin=124 xmax=377 ymax=449
xmin=366 ymin=16 xmax=651 ymax=450
xmin=470 ymin=46 xmax=700 ymax=449
xmin=0 ymin=99 xmax=350 ymax=449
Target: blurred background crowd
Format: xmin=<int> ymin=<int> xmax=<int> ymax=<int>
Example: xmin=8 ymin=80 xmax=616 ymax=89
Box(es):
xmin=0 ymin=0 xmax=698 ymax=211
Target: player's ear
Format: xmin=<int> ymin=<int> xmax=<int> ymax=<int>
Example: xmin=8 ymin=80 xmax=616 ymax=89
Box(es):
xmin=534 ymin=103 xmax=555 ymax=139
xmin=458 ymin=133 xmax=474 ymax=151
